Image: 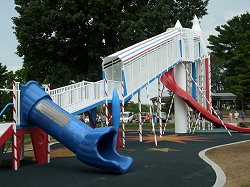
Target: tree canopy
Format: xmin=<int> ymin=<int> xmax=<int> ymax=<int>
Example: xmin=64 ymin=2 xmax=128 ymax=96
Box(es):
xmin=0 ymin=63 xmax=12 ymax=120
xmin=208 ymin=12 xmax=250 ymax=109
xmin=0 ymin=62 xmax=8 ymax=88
xmin=13 ymin=0 xmax=209 ymax=88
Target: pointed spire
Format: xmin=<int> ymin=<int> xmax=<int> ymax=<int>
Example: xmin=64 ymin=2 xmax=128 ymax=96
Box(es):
xmin=175 ymin=20 xmax=183 ymax=28
xmin=192 ymin=15 xmax=201 ymax=31
xmin=192 ymin=15 xmax=202 ymax=36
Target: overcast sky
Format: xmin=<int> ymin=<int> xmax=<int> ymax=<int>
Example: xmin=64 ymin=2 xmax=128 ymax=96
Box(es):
xmin=200 ymin=0 xmax=249 ymax=48
xmin=0 ymin=0 xmax=249 ymax=102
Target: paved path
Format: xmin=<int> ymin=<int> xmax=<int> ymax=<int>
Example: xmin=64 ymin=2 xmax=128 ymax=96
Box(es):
xmin=0 ymin=131 xmax=249 ymax=187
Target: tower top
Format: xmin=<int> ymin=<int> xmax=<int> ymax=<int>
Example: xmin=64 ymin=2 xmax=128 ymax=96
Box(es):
xmin=192 ymin=15 xmax=201 ymax=36
xmin=174 ymin=20 xmax=183 ymax=28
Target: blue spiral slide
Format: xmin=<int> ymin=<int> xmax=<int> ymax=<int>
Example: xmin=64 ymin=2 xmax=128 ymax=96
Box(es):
xmin=20 ymin=81 xmax=133 ymax=173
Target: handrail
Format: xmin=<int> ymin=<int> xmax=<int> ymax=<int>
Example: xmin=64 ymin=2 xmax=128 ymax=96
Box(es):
xmin=0 ymin=103 xmax=13 ymax=117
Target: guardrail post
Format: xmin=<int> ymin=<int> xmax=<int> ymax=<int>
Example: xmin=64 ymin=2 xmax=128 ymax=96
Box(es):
xmin=158 ymin=78 xmax=163 ymax=136
xmin=146 ymin=86 xmax=157 ymax=146
xmin=104 ymin=77 xmax=109 ymax=126
xmin=12 ymin=81 xmax=18 ymax=170
xmin=43 ymin=84 xmax=51 ymax=163
xmin=138 ymin=91 xmax=142 ymax=142
xmin=121 ymin=81 xmax=125 ymax=147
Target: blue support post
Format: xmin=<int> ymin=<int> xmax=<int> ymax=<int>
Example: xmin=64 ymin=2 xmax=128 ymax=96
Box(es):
xmin=192 ymin=62 xmax=197 ymax=99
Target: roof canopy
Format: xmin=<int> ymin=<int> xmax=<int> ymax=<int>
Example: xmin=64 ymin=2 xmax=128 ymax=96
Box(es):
xmin=102 ymin=28 xmax=181 ymax=69
xmin=211 ymin=92 xmax=237 ymax=100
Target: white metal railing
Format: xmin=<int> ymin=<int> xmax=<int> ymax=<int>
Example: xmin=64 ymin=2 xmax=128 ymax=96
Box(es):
xmin=106 ymin=80 xmax=122 ymax=99
xmin=123 ymin=32 xmax=181 ymax=96
xmin=49 ymin=79 xmax=121 ymax=114
xmin=49 ymin=80 xmax=103 ymax=113
xmin=122 ymin=28 xmax=206 ymax=97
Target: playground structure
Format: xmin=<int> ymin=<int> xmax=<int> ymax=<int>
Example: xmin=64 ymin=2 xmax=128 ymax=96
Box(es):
xmin=0 ymin=16 xmax=250 ymax=173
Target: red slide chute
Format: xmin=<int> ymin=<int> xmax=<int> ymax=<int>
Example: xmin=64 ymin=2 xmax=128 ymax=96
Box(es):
xmin=161 ymin=69 xmax=250 ymax=133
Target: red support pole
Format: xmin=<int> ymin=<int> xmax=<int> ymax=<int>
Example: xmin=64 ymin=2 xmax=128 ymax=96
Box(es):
xmin=14 ymin=127 xmax=48 ymax=169
xmin=30 ymin=128 xmax=48 ymax=165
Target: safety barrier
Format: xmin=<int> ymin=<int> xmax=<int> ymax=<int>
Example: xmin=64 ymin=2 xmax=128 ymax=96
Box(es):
xmin=49 ymin=80 xmax=122 ymax=114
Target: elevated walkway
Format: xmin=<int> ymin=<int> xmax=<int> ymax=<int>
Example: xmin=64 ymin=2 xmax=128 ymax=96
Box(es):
xmin=48 ymin=22 xmax=207 ymax=115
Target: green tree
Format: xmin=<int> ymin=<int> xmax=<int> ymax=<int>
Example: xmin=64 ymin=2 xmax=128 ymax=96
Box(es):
xmin=115 ymin=0 xmax=209 ymax=49
xmin=0 ymin=63 xmax=12 ymax=120
xmin=209 ymin=54 xmax=226 ymax=93
xmin=208 ymin=12 xmax=250 ymax=109
xmin=13 ymin=0 xmax=209 ymax=88
xmin=0 ymin=62 xmax=8 ymax=88
xmin=6 ymin=69 xmax=26 ymax=86
xmin=124 ymin=101 xmax=149 ymax=113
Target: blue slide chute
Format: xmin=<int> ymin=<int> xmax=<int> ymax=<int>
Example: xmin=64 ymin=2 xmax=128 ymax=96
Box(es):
xmin=20 ymin=81 xmax=133 ymax=173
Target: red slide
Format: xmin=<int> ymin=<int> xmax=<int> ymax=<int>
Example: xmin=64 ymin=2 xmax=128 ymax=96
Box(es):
xmin=161 ymin=69 xmax=250 ymax=133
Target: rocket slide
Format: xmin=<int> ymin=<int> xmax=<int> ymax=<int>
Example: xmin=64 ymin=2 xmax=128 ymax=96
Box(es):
xmin=20 ymin=81 xmax=133 ymax=173
xmin=161 ymin=69 xmax=250 ymax=133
